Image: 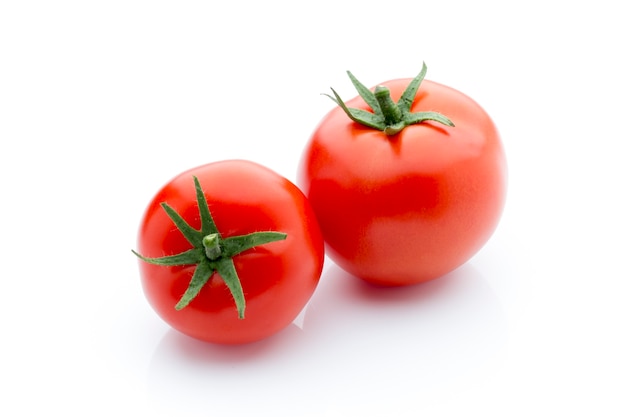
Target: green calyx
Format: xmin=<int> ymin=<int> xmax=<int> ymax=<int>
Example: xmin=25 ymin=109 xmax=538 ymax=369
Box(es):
xmin=132 ymin=176 xmax=286 ymax=319
xmin=325 ymin=62 xmax=455 ymax=135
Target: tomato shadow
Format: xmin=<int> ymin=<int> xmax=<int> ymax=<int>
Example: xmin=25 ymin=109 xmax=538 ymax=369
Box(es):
xmin=146 ymin=321 xmax=316 ymax=414
xmin=336 ymin=264 xmax=462 ymax=304
xmin=144 ymin=260 xmax=508 ymax=415
xmin=148 ymin=319 xmax=306 ymax=366
xmin=303 ymin=261 xmax=484 ymax=323
xmin=294 ymin=261 xmax=509 ymax=403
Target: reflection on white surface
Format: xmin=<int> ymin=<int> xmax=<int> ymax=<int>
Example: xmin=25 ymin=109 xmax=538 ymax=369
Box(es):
xmin=147 ymin=261 xmax=507 ymax=416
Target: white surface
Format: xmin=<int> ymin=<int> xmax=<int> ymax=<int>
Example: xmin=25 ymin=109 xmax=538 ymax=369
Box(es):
xmin=2 ymin=1 xmax=625 ymax=416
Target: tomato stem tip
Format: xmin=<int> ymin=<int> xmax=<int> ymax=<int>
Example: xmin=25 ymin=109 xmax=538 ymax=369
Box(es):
xmin=203 ymin=233 xmax=222 ymax=260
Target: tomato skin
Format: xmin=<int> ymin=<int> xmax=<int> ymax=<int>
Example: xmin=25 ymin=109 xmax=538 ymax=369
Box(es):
xmin=137 ymin=160 xmax=324 ymax=344
xmin=298 ymin=78 xmax=507 ymax=286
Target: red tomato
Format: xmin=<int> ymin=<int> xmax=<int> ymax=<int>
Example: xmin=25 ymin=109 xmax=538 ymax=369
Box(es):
xmin=298 ymin=64 xmax=506 ymax=286
xmin=134 ymin=160 xmax=324 ymax=344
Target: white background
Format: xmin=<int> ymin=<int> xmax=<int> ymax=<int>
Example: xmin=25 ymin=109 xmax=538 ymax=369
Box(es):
xmin=2 ymin=1 xmax=625 ymax=415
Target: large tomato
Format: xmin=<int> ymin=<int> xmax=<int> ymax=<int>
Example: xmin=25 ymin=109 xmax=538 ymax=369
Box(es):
xmin=134 ymin=160 xmax=324 ymax=344
xmin=298 ymin=63 xmax=506 ymax=286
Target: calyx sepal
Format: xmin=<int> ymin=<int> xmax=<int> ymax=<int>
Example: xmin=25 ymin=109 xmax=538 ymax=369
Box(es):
xmin=325 ymin=62 xmax=455 ymax=135
xmin=132 ymin=176 xmax=286 ymax=319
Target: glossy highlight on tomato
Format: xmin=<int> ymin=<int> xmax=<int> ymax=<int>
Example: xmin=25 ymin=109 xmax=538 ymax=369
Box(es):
xmin=298 ymin=64 xmax=507 ymax=286
xmin=135 ymin=160 xmax=325 ymax=344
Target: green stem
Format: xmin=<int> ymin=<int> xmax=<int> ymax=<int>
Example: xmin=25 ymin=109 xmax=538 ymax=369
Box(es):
xmin=203 ymin=233 xmax=222 ymax=260
xmin=374 ymin=86 xmax=403 ymax=125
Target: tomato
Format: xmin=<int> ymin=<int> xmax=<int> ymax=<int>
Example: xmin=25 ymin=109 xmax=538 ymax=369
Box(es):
xmin=298 ymin=63 xmax=506 ymax=286
xmin=134 ymin=160 xmax=324 ymax=344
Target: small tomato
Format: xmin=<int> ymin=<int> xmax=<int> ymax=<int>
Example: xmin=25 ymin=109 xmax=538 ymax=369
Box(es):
xmin=134 ymin=160 xmax=324 ymax=344
xmin=298 ymin=63 xmax=506 ymax=286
